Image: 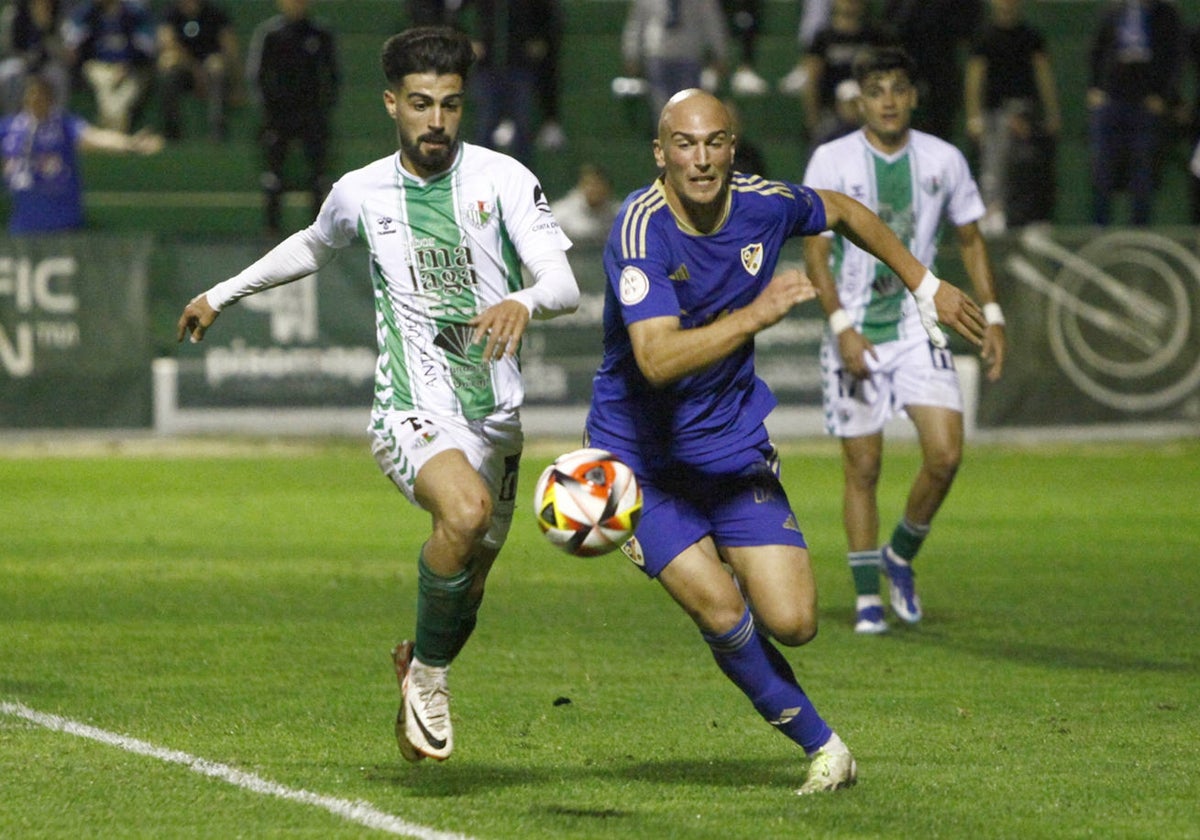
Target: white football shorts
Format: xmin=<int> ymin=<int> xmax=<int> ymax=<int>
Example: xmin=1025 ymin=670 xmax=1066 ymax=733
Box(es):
xmin=820 ymin=335 xmax=963 ymax=438
xmin=369 ymin=407 xmax=524 ymax=550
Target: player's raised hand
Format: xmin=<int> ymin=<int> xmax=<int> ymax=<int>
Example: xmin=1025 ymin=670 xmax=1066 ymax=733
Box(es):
xmin=176 ymin=294 xmax=219 ymax=343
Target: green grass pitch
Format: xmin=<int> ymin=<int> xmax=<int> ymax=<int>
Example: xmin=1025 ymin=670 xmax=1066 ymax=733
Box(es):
xmin=2 ymin=436 xmax=1197 ymax=839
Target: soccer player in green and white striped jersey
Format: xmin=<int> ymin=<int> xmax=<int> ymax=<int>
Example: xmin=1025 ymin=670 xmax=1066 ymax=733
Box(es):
xmin=177 ymin=26 xmax=580 ymax=761
xmin=802 ymin=46 xmax=1007 ymax=635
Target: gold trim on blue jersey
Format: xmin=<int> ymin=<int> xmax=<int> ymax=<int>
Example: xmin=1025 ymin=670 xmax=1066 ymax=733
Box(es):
xmin=619 ymin=181 xmax=668 ymax=260
xmin=731 ymin=172 xmax=796 ymax=199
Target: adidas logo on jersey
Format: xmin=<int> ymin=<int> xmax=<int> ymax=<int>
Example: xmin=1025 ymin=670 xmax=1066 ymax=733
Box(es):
xmin=668 ymin=264 xmax=690 ymax=282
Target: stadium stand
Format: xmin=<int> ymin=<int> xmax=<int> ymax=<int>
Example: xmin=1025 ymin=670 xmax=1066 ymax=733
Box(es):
xmin=13 ymin=0 xmax=1198 ymax=236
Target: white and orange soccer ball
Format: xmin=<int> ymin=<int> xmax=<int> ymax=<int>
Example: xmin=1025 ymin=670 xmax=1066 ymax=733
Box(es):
xmin=533 ymin=448 xmax=642 ymax=557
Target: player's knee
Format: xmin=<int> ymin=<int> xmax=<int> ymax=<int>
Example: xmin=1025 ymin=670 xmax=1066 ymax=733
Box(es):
xmin=766 ymin=608 xmax=818 ymax=647
xmin=435 ymin=491 xmax=493 ymax=545
xmin=843 ymin=453 xmax=881 ymax=490
xmin=924 ymin=445 xmax=962 ymax=485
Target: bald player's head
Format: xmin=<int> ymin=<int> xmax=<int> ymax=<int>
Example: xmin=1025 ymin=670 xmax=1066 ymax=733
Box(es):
xmin=652 ymin=89 xmax=737 ymax=227
xmin=657 ymin=89 xmax=732 ymax=144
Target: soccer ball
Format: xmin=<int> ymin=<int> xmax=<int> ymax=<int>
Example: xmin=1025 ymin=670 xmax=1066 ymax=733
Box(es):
xmin=533 ymin=448 xmax=642 ymax=557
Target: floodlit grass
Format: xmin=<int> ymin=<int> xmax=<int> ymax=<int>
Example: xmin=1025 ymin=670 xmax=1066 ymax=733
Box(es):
xmin=2 ymin=437 xmax=1198 ymax=839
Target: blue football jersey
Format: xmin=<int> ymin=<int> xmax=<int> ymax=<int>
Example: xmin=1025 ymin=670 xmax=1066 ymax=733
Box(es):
xmin=586 ymin=174 xmax=827 ymax=474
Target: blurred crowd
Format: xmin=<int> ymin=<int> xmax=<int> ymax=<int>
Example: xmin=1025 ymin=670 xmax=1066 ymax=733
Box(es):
xmin=2 ymin=0 xmax=1199 ymax=235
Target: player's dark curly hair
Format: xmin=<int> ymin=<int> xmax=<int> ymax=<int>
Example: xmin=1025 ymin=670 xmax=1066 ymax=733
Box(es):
xmin=852 ymin=46 xmax=917 ymax=85
xmin=381 ymin=26 xmax=475 ymax=86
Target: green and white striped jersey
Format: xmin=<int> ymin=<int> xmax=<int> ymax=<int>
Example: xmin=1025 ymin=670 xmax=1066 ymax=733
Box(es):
xmin=803 ymin=129 xmax=985 ymax=345
xmin=313 ymin=143 xmax=573 ymax=419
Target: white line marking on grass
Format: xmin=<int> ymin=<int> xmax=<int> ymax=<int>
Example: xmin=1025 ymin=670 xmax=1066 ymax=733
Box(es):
xmin=1 ymin=701 xmax=474 ymax=840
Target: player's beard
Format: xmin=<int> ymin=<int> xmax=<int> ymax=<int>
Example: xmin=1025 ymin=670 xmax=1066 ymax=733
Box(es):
xmin=401 ymin=130 xmax=458 ymax=176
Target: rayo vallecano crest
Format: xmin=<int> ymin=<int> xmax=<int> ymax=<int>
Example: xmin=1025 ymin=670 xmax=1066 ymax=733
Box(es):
xmin=741 ymin=242 xmax=764 ymax=275
xmin=464 ymin=199 xmax=495 ymax=229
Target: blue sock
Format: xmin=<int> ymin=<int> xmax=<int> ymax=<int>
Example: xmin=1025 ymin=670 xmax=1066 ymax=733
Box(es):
xmin=702 ymin=608 xmax=832 ymax=754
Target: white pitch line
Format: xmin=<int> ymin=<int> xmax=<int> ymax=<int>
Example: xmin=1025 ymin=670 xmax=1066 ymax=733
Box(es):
xmin=1 ymin=701 xmax=474 ymax=840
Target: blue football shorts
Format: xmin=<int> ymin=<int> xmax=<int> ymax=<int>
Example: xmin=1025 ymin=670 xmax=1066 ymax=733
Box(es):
xmin=622 ymin=442 xmax=808 ymax=578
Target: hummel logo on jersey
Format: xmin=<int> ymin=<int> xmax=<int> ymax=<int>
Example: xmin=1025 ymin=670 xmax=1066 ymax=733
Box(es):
xmin=741 ymin=243 xmax=764 ymax=275
xmin=668 ymin=264 xmax=690 ymax=282
xmin=533 ymin=184 xmax=552 ymax=213
xmin=376 ymin=216 xmax=398 ymax=235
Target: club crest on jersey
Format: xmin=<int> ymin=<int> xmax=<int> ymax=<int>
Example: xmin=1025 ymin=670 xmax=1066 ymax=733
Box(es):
xmin=620 ymin=536 xmax=646 ymax=568
xmin=922 ymin=176 xmax=943 ymax=196
xmin=619 ymin=266 xmax=650 ymax=305
xmin=464 ymin=199 xmax=495 ymax=229
xmin=741 ymin=242 xmax=764 ymax=276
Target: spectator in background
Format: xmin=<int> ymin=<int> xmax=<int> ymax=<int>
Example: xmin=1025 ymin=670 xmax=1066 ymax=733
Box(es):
xmin=725 ymin=97 xmax=766 ymax=176
xmin=61 ymin=0 xmax=156 ymax=132
xmin=461 ymin=0 xmax=563 ymax=166
xmin=723 ymin=0 xmax=768 ymax=96
xmin=0 ymin=72 xmax=162 ymax=234
xmin=779 ymin=0 xmax=832 ymax=96
xmin=794 ymin=0 xmax=893 ymax=144
xmin=882 ymin=0 xmax=983 ymax=140
xmin=550 ymin=162 xmax=620 ymax=245
xmin=620 ymin=0 xmax=729 ymax=121
xmin=810 ymin=77 xmax=862 ymax=150
xmin=0 ymin=0 xmax=69 ymax=115
xmin=156 ymin=0 xmax=241 ymax=142
xmin=964 ymin=0 xmax=1061 ymax=233
xmin=1087 ymin=0 xmax=1184 ymax=227
xmin=246 ymin=0 xmax=339 ymax=238
xmin=532 ymin=1 xmax=566 ymax=151
xmin=404 ymin=0 xmax=464 ymax=26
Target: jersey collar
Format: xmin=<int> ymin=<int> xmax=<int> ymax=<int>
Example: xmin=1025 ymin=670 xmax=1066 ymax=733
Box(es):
xmin=394 ymin=144 xmax=464 ymax=186
xmin=655 ymin=176 xmax=732 ymax=236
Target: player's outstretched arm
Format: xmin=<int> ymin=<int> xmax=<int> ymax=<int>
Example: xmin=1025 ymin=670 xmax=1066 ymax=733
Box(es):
xmin=815 ymin=189 xmax=985 ymax=347
xmin=176 ymin=228 xmax=338 ymax=345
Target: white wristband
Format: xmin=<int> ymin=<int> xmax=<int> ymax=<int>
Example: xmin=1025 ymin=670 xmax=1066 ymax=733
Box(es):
xmin=828 ymin=308 xmax=853 ymax=335
xmin=914 ymin=270 xmax=940 ymax=301
xmin=983 ymin=302 xmax=1006 ymax=326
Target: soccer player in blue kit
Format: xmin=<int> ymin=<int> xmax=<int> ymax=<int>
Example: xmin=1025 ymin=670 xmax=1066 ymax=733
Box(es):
xmin=585 ymin=88 xmax=986 ymax=794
